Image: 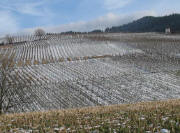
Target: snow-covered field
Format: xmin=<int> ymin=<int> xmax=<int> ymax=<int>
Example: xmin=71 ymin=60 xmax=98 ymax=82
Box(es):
xmin=0 ymin=36 xmax=143 ymax=65
xmin=1 ymin=33 xmax=180 ymax=113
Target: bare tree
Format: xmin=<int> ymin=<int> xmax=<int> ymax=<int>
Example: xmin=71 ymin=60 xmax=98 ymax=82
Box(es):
xmin=0 ymin=54 xmax=33 ymax=114
xmin=5 ymin=35 xmax=14 ymax=44
xmin=34 ymin=28 xmax=46 ymax=40
xmin=0 ymin=56 xmax=14 ymax=114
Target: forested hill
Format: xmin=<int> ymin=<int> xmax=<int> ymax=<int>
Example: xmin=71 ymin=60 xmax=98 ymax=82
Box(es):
xmin=105 ymin=14 xmax=180 ymax=33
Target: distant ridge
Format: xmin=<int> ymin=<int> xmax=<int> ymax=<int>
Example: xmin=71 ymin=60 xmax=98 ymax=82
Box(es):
xmin=105 ymin=14 xmax=180 ymax=33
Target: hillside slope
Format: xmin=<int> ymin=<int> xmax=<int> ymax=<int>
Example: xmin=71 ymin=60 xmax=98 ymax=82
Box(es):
xmin=0 ymin=99 xmax=180 ymax=132
xmin=105 ymin=14 xmax=180 ymax=33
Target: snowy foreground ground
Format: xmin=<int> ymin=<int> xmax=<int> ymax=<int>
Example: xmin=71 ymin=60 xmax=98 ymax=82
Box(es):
xmin=0 ymin=33 xmax=180 ymax=113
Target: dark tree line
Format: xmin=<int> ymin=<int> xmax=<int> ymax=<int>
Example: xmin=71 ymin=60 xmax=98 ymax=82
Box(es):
xmin=105 ymin=14 xmax=180 ymax=33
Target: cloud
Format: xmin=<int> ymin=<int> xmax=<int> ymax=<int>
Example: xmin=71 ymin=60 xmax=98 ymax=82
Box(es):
xmin=15 ymin=2 xmax=46 ymax=16
xmin=24 ymin=10 xmax=157 ymax=34
xmin=0 ymin=11 xmax=19 ymax=36
xmin=0 ymin=0 xmax=52 ymax=16
xmin=104 ymin=0 xmax=133 ymax=10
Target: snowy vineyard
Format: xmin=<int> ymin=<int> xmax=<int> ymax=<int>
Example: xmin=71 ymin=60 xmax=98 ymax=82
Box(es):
xmin=6 ymin=58 xmax=180 ymax=112
xmin=0 ymin=36 xmax=143 ymax=67
xmin=0 ymin=33 xmax=180 ymax=113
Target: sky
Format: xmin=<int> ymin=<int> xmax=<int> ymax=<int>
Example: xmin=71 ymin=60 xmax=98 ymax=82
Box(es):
xmin=0 ymin=0 xmax=180 ymax=35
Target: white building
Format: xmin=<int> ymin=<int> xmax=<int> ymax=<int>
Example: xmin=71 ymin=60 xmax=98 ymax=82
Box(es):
xmin=165 ymin=28 xmax=171 ymax=34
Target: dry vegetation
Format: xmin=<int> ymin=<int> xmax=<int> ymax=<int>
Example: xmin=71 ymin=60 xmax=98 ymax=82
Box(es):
xmin=0 ymin=45 xmax=12 ymax=49
xmin=0 ymin=99 xmax=179 ymax=133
